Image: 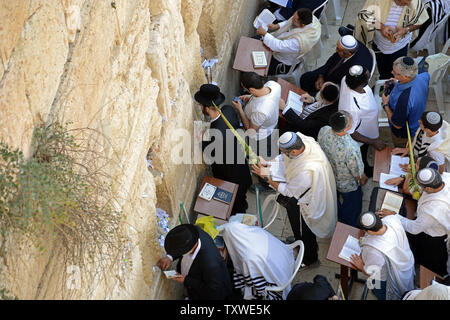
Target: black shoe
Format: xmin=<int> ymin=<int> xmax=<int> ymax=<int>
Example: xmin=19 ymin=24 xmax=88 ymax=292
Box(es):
xmin=338 ymin=26 xmax=354 ymax=37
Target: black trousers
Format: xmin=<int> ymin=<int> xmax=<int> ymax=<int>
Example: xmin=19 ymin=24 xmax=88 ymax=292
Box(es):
xmin=283 ymin=196 xmax=319 ymax=263
xmin=372 ymin=42 xmax=409 ymax=80
xmin=360 ymin=143 xmax=373 ymax=178
xmin=407 ymin=232 xmax=448 ymax=277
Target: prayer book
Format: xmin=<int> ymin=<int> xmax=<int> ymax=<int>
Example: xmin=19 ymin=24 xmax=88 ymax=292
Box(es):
xmin=389 ymin=155 xmax=409 ymax=176
xmin=269 ymin=158 xmax=286 ymax=182
xmin=381 ymin=190 xmax=404 ymax=214
xmin=163 ymin=270 xmax=179 ymax=279
xmin=286 ymin=90 xmax=304 ymax=116
xmin=379 ymin=173 xmax=399 ymax=192
xmin=252 ymin=51 xmax=268 ymax=68
xmin=338 ymin=235 xmax=361 ymax=262
xmin=198 ymin=182 xmax=217 ymax=201
xmin=253 ymin=9 xmax=276 ymax=31
xmin=213 ymin=187 xmax=233 ymax=204
xmin=269 ymin=0 xmax=290 ymax=7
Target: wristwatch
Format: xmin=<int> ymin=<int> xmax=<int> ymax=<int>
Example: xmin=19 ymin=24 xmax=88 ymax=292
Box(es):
xmin=264 ymin=176 xmax=270 ymax=183
xmin=382 ymin=103 xmax=390 ymax=110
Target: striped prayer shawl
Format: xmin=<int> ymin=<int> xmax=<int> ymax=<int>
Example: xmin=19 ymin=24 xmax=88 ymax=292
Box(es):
xmin=413 ymin=129 xmax=430 ymax=159
xmin=355 ymin=0 xmax=428 ymax=47
xmin=233 ymin=273 xmax=282 ymax=300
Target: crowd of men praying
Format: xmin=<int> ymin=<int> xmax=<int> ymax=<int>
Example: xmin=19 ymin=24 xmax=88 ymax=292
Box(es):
xmin=156 ymin=0 xmax=450 ymax=300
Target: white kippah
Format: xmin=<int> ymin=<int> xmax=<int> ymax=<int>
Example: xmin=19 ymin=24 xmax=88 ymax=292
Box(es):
xmin=361 ymin=212 xmax=375 ymax=228
xmin=417 ymin=168 xmax=434 ymax=184
xmin=426 ymin=112 xmax=441 ymax=125
xmin=340 ymin=35 xmax=357 ymax=50
xmin=279 ymin=132 xmax=297 ymax=149
xmin=349 ymin=65 xmax=363 ymax=76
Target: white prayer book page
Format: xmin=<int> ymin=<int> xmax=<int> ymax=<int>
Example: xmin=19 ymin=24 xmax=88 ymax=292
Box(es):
xmin=379 ymin=173 xmax=399 ymax=192
xmin=338 ymin=235 xmax=361 ymax=262
xmin=381 ymin=191 xmax=404 ymax=213
xmin=253 ymin=9 xmax=276 ymax=30
xmin=163 ymin=270 xmax=179 ymax=279
xmin=269 ymin=158 xmax=286 ymax=182
xmin=286 ymin=90 xmax=303 ymax=116
xmin=389 ymin=155 xmax=409 ymax=176
xmin=269 ymin=0 xmax=290 ymax=7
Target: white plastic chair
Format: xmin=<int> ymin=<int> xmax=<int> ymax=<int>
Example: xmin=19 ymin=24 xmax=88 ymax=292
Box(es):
xmin=264 ymin=240 xmax=305 ymax=295
xmin=428 ymin=55 xmax=450 ymax=114
xmin=368 ymin=47 xmax=377 ymax=80
xmin=426 ymin=11 xmax=450 ymax=55
xmin=261 ymin=193 xmax=281 ymax=230
xmin=373 ymin=79 xmax=390 ymax=127
xmin=313 ymin=0 xmax=330 ymax=39
xmin=276 ymin=54 xmax=306 ymax=88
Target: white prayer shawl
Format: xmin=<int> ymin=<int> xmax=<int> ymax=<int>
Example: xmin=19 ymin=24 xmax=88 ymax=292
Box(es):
xmin=416 ymin=172 xmax=450 ymax=234
xmin=271 ymin=15 xmax=322 ymax=56
xmin=221 ymin=222 xmax=295 ymax=300
xmin=361 ymin=215 xmax=415 ymax=295
xmin=284 ymin=132 xmax=337 ymax=238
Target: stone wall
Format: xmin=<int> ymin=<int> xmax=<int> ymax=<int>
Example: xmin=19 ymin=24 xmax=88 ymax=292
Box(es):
xmin=0 ymin=0 xmax=261 ymax=299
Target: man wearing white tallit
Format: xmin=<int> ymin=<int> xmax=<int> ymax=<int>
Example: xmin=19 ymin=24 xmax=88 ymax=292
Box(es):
xmin=350 ymin=211 xmax=415 ymax=300
xmin=252 ymin=131 xmax=337 ymax=266
xmin=219 ymin=222 xmax=295 ymax=300
xmin=256 ymin=8 xmax=321 ymax=75
xmin=379 ymin=168 xmax=450 ymax=277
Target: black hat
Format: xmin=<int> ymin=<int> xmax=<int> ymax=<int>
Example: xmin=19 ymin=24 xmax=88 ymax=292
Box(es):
xmin=164 ymin=224 xmax=199 ymax=257
xmin=194 ymin=84 xmax=225 ymax=107
xmin=321 ymin=84 xmax=339 ymax=102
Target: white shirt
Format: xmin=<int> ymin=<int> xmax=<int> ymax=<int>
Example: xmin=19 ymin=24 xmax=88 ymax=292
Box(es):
xmin=275 ymin=154 xmax=313 ymax=203
xmin=263 ymin=21 xmax=301 ymax=66
xmin=339 ymin=77 xmax=380 ymax=147
xmin=244 ymin=81 xmax=281 ymax=140
xmin=373 ymin=3 xmax=412 ymax=54
xmin=361 ymin=245 xmax=388 ymax=282
xmin=180 ymin=239 xmax=201 ymax=276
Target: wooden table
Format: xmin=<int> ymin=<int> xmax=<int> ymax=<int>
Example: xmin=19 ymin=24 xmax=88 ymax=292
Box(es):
xmin=373 ymin=147 xmax=394 ymax=183
xmin=419 ymin=265 xmax=445 ymax=289
xmin=373 ymin=147 xmax=417 ymax=220
xmin=193 ymin=176 xmax=238 ymax=225
xmin=232 ymin=36 xmax=272 ymax=77
xmin=277 ymin=78 xmax=306 ymax=132
xmin=326 ymin=222 xmax=365 ymax=299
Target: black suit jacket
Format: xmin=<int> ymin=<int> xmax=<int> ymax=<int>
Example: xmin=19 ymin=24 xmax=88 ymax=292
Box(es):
xmin=202 ymin=105 xmax=252 ymax=188
xmin=279 ymin=0 xmax=326 ymax=19
xmin=283 ymin=100 xmax=338 ymax=140
xmin=314 ymin=40 xmax=373 ymax=85
xmin=175 ymin=227 xmax=232 ymax=300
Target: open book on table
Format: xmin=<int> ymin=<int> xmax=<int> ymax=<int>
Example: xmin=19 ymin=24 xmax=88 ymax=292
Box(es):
xmin=389 ymin=155 xmax=409 ymax=176
xmin=381 ymin=190 xmax=404 ymax=214
xmin=338 ymin=235 xmax=361 ymax=262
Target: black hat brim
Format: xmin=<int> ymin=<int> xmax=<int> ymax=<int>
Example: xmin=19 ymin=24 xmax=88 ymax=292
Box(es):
xmin=164 ymin=224 xmax=199 ymax=257
xmin=194 ymin=91 xmax=225 ymax=107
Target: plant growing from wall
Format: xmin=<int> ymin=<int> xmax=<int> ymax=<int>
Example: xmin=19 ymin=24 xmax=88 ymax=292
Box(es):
xmin=0 ymin=122 xmax=125 ymax=298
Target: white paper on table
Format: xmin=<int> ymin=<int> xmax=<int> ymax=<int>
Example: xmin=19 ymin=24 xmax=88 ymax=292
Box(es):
xmin=389 ymin=155 xmax=409 ymax=176
xmin=338 ymin=235 xmax=361 ymax=262
xmin=286 ymin=90 xmax=304 ymax=116
xmin=379 ymin=173 xmax=399 ymax=192
xmin=268 ymin=158 xmax=286 ymax=182
xmin=269 ymin=0 xmax=290 ymax=7
xmin=253 ymin=9 xmax=276 ymax=31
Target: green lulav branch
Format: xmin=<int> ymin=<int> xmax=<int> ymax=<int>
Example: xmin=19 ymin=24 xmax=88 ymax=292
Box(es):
xmin=212 ymin=102 xmax=259 ymax=165
xmin=406 ymin=122 xmax=421 ymax=200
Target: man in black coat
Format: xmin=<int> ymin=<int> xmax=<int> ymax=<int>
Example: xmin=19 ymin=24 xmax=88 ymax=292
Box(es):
xmin=279 ymin=82 xmax=339 ymax=140
xmin=195 ymin=84 xmax=252 ymax=215
xmin=157 ymin=224 xmax=233 ymax=300
xmin=267 ymin=0 xmax=326 ymax=20
xmin=300 ymin=35 xmax=373 ymax=96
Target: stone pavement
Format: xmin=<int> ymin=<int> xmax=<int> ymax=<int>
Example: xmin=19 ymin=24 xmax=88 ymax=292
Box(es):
xmin=242 ymin=0 xmax=449 ymax=300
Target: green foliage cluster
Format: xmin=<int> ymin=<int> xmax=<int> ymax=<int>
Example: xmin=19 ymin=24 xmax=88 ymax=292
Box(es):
xmin=0 ymin=122 xmax=122 ymax=256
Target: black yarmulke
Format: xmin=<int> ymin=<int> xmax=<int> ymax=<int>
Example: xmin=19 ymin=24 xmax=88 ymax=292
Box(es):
xmin=329 ymin=111 xmax=347 ymax=132
xmin=402 ymin=56 xmax=414 ymax=66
